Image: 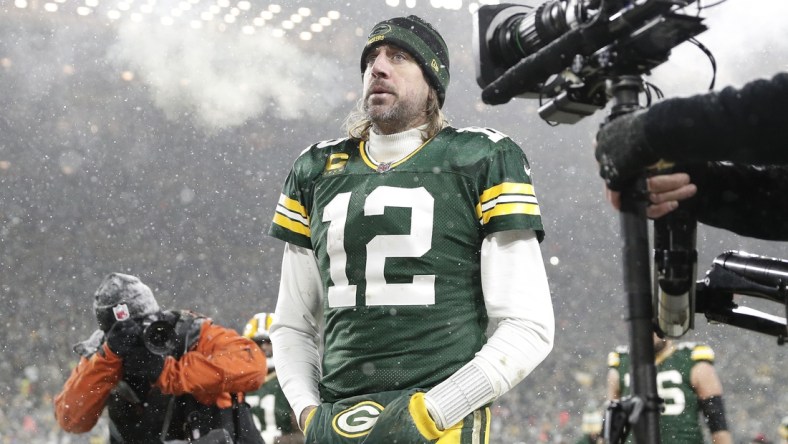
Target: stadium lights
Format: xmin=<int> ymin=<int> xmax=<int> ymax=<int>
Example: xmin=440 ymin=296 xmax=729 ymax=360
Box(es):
xmin=11 ymin=0 xmax=342 ymax=41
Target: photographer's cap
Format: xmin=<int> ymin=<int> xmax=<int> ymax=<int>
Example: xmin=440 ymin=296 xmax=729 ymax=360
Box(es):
xmin=360 ymin=15 xmax=450 ymax=107
xmin=93 ymin=272 xmax=160 ymax=332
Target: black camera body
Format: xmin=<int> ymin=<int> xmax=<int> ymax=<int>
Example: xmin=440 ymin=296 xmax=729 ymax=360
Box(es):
xmin=473 ymin=0 xmax=708 ymax=123
xmin=138 ymin=311 xmax=181 ymax=356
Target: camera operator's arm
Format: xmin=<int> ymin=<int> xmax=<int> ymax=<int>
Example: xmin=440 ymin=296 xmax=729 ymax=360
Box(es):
xmin=693 ymin=163 xmax=788 ymax=241
xmin=156 ymin=320 xmax=267 ymax=408
xmin=54 ymin=345 xmax=122 ymax=433
xmin=596 ymin=72 xmax=788 ymax=190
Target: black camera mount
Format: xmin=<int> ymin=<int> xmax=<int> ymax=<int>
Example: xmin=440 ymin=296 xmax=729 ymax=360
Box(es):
xmin=473 ymin=0 xmax=707 ymax=124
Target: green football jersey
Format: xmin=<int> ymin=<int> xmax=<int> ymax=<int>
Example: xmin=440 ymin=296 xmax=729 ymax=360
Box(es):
xmin=608 ymin=342 xmax=717 ymax=444
xmin=270 ymin=126 xmax=544 ymax=403
xmin=246 ymin=372 xmax=298 ymax=443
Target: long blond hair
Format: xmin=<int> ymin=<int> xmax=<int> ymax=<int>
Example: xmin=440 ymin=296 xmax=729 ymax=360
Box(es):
xmin=342 ymin=88 xmax=449 ymax=141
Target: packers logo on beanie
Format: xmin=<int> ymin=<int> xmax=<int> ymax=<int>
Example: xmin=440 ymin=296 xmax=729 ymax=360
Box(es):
xmin=360 ymin=15 xmax=450 ymax=108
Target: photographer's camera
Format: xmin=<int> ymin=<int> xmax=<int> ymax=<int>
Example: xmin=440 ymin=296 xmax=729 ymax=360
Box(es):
xmin=140 ymin=314 xmax=179 ymax=356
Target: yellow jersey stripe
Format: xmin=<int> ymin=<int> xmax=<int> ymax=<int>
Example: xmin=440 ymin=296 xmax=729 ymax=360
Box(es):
xmin=279 ymin=194 xmax=308 ymax=219
xmin=273 ymin=213 xmax=311 ymax=237
xmin=480 ymin=202 xmax=540 ymax=225
xmin=479 ymin=182 xmax=535 ymax=205
xmin=691 ymin=345 xmax=715 ymax=362
xmin=607 ymin=352 xmax=621 ymax=368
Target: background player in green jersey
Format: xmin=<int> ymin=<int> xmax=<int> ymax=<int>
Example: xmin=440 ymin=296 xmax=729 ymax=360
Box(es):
xmin=268 ymin=14 xmax=554 ymax=444
xmin=575 ymin=409 xmax=604 ymax=444
xmin=243 ymin=313 xmax=304 ymax=444
xmin=607 ymin=333 xmax=733 ymax=444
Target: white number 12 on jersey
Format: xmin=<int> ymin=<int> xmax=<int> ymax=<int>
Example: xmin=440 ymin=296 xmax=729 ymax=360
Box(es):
xmin=322 ymin=186 xmax=436 ymax=308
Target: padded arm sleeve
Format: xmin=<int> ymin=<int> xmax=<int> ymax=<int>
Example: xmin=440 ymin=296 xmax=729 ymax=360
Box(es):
xmin=699 ymin=396 xmax=728 ymax=433
xmin=424 ymin=230 xmax=554 ymax=429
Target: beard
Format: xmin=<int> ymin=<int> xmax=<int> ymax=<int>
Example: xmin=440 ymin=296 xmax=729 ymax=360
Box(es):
xmin=363 ymin=91 xmax=426 ymax=133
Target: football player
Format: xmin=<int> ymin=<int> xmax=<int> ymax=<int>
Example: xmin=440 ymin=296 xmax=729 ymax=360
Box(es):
xmin=267 ymin=14 xmax=555 ymax=444
xmin=607 ymin=333 xmax=733 ymax=443
xmin=243 ymin=312 xmax=303 ymax=444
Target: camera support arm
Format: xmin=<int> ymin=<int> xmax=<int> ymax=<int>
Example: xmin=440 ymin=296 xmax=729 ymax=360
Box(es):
xmin=608 ymin=75 xmax=662 ymax=444
xmin=695 ymin=253 xmax=788 ymax=344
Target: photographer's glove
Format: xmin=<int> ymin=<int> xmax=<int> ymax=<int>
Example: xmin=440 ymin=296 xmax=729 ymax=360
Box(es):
xmin=106 ymin=320 xmax=165 ymax=383
xmin=105 ymin=320 xmax=144 ymax=358
xmin=594 ymin=110 xmax=659 ymax=191
xmin=363 ymin=390 xmax=453 ymax=443
xmin=122 ymin=345 xmax=166 ymax=383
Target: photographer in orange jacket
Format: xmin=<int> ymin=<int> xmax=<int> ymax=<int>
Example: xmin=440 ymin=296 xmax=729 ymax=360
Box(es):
xmin=54 ymin=272 xmax=267 ymax=443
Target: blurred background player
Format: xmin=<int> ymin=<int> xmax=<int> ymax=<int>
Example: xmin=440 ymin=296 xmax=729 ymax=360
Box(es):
xmin=607 ymin=332 xmax=733 ymax=444
xmin=780 ymin=416 xmax=788 ymax=444
xmin=575 ymin=408 xmax=603 ymax=444
xmin=243 ymin=312 xmax=304 ymax=444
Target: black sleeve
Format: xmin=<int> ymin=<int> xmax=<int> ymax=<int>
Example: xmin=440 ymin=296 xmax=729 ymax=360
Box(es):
xmin=691 ymin=162 xmax=788 ymax=241
xmin=698 ymin=396 xmax=728 ymax=433
xmin=644 ymin=72 xmax=788 ymax=165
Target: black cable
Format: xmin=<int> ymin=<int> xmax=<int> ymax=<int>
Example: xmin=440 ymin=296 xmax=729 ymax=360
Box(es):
xmin=689 ymin=37 xmax=717 ymax=90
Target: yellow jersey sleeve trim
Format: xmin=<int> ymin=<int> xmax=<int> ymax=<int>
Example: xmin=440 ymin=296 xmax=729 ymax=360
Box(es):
xmin=479 ymin=182 xmax=535 ymax=204
xmin=607 ymin=351 xmax=621 ymax=368
xmin=480 ymin=202 xmax=541 ymax=224
xmin=273 ymin=213 xmax=311 ymax=237
xmin=280 ymin=195 xmax=308 ymax=219
xmin=691 ymin=345 xmax=715 ymax=362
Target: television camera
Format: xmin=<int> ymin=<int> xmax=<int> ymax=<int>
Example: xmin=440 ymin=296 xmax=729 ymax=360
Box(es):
xmin=473 ymin=0 xmax=716 ymax=338
xmin=473 ymin=0 xmax=709 ymax=124
xmin=473 ymin=2 xmax=717 ymax=442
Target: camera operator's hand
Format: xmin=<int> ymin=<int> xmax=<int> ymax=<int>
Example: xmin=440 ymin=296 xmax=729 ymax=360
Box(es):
xmin=606 ymin=172 xmax=697 ymax=219
xmin=105 ymin=320 xmax=144 ymax=358
xmin=595 ymin=109 xmax=660 ymax=191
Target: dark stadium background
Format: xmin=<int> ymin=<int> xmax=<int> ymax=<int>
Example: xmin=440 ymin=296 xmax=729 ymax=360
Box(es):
xmin=1 ymin=0 xmax=785 ymax=442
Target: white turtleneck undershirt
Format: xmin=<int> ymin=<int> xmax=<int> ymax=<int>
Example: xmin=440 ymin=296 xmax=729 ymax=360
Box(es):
xmin=366 ymin=126 xmax=426 ymax=164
